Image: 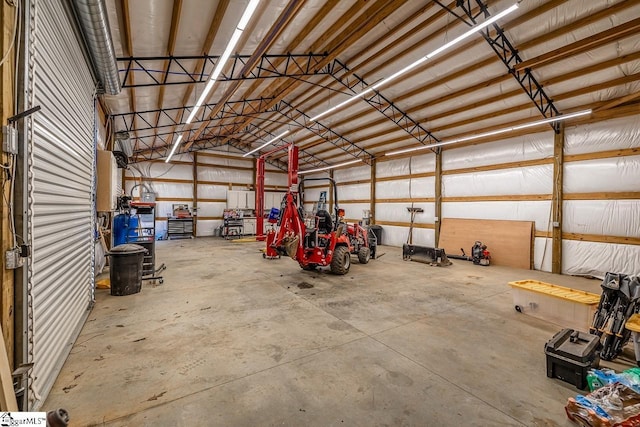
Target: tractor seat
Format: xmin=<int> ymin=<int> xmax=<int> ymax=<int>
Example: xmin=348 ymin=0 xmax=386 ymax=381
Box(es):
xmin=316 ymin=210 xmax=333 ymax=234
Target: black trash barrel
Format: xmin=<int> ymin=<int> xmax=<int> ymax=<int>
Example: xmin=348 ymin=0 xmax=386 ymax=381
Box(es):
xmin=369 ymin=225 xmax=383 ymax=246
xmin=108 ymin=244 xmax=147 ymax=296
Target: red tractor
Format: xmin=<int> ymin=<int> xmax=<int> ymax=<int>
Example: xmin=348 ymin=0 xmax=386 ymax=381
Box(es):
xmin=270 ymin=145 xmax=376 ymax=274
xmin=271 ymin=176 xmax=375 ymax=275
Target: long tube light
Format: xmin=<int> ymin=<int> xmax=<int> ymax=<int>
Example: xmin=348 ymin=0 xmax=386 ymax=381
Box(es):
xmin=298 ymin=159 xmax=363 ymax=175
xmin=384 ymin=109 xmax=593 ymax=157
xmin=164 ymin=133 xmax=184 ymax=163
xmin=243 ymin=130 xmax=290 ymax=157
xmin=308 ymin=3 xmax=519 ymax=123
xmin=184 ymin=0 xmax=261 ymax=125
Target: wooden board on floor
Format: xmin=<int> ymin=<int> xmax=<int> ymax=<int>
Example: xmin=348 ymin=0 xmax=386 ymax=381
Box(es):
xmin=439 ymin=218 xmax=534 ymax=269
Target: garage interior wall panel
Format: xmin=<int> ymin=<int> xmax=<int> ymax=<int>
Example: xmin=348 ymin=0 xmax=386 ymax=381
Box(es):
xmin=441 ymin=131 xmax=555 ymax=271
xmin=125 ymin=151 xmax=266 ymax=237
xmin=375 ymin=154 xmax=435 ymax=246
xmin=197 ymin=164 xmax=253 ymax=185
xmin=26 ymin=0 xmax=96 ymax=410
xmin=442 ymin=165 xmax=553 ymax=197
xmin=265 ymin=171 xmax=287 ymax=187
xmin=562 ymin=116 xmax=640 ymax=277
xmin=534 ymin=237 xmax=553 ymax=272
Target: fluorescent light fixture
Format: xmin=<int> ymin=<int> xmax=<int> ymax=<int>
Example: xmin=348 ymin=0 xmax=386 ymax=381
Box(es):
xmin=298 ymin=159 xmax=363 ymax=175
xmin=184 ymin=0 xmax=261 ymax=125
xmin=252 ymin=4 xmax=519 ymax=153
xmin=384 ymin=109 xmax=593 ymax=157
xmin=426 ymin=4 xmax=519 ymax=59
xmin=238 ymin=0 xmax=260 ymax=30
xmin=307 ymin=3 xmax=518 ymax=123
xmin=512 ymin=109 xmax=592 ymax=130
xmin=165 ymin=133 xmax=184 ymax=163
xmin=243 ymin=130 xmax=290 ymax=157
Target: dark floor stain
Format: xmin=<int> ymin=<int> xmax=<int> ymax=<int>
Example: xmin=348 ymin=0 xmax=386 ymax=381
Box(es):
xmin=133 ymin=337 xmax=146 ymax=343
xmin=147 ymin=391 xmax=167 ymax=401
xmin=327 ymin=300 xmax=354 ymax=308
xmin=62 ymin=384 xmax=76 ymax=393
xmin=327 ymin=320 xmax=351 ymax=331
xmin=118 ymin=308 xmax=127 ymax=311
xmin=298 ymin=282 xmax=314 ymax=289
xmin=386 ymin=370 xmax=413 ymax=387
xmin=94 ymin=355 xmax=104 ymax=361
xmin=73 ymin=372 xmax=83 ymax=380
xmin=115 ymin=324 xmax=124 ymax=328
xmin=200 ymin=306 xmax=212 ymax=311
xmin=270 ymin=345 xmax=284 ymax=362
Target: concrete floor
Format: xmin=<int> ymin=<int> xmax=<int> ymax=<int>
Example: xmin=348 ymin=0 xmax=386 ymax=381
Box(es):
xmin=43 ymin=237 xmax=620 ymax=426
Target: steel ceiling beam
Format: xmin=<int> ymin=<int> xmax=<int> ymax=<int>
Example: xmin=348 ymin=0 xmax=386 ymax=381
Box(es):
xmin=277 ymin=100 xmax=374 ymax=164
xmin=242 ymin=124 xmax=329 ymax=170
xmin=117 ymin=53 xmax=329 ymax=88
xmin=438 ymin=0 xmax=561 ymax=132
xmin=328 ymin=59 xmax=440 ymax=148
xmin=110 ymin=97 xmax=278 ymax=132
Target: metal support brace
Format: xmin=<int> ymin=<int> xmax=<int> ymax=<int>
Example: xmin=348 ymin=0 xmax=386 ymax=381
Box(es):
xmin=117 ymin=53 xmax=330 ymax=88
xmin=328 ymin=59 xmax=440 ymax=147
xmin=111 ymin=97 xmax=277 ymax=132
xmin=277 ymin=100 xmax=374 ymax=164
xmin=439 ymin=0 xmax=561 ymax=132
xmin=242 ymin=124 xmax=329 ymax=170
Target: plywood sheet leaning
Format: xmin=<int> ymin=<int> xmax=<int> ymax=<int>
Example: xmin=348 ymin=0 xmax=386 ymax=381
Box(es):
xmin=439 ymin=218 xmax=534 ymax=269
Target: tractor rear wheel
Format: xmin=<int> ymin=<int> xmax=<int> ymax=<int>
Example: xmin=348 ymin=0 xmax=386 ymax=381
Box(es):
xmin=358 ymin=247 xmax=371 ymax=264
xmin=330 ymin=246 xmax=351 ymax=275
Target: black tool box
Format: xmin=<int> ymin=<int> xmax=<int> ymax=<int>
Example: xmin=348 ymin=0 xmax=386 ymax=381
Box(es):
xmin=545 ymin=329 xmax=601 ymax=389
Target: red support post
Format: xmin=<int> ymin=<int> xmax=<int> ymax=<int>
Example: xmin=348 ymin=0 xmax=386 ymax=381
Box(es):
xmin=255 ymin=157 xmax=266 ymax=241
xmin=288 ymin=144 xmax=298 ymax=188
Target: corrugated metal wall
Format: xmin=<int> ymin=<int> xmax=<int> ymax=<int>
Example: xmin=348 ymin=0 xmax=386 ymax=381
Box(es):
xmin=25 ymin=0 xmax=95 ymax=409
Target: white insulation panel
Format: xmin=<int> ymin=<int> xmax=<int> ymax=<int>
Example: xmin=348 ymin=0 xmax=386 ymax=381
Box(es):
xmin=442 ymin=132 xmax=553 ymax=170
xmin=534 ymin=237 xmax=553 ymax=272
xmin=376 ymin=202 xmax=435 ymax=223
xmin=197 ymin=165 xmax=253 ymax=184
xmin=378 ymin=225 xmax=435 ymax=248
xmin=564 ymin=155 xmax=640 ymax=193
xmin=197 ymin=184 xmax=228 ymax=199
xmin=376 ymin=153 xmax=435 ymax=178
xmin=562 ymin=240 xmax=640 ymax=278
xmin=565 ymin=116 xmax=640 ymax=155
xmin=339 ymin=202 xmax=370 ymax=220
xmin=376 ymin=176 xmax=436 ymax=199
xmin=124 ymin=182 xmax=193 ymax=199
xmin=564 ymin=200 xmax=640 ymax=237
xmin=266 ymin=171 xmax=288 ymax=187
xmin=197 ymin=202 xmax=226 ymax=217
xmin=442 ymin=165 xmax=553 ymax=197
xmin=333 ymin=164 xmax=371 ymax=181
xmin=338 ymin=183 xmax=370 ymax=200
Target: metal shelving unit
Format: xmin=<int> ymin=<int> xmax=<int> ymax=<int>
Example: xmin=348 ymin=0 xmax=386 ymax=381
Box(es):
xmin=167 ymin=217 xmax=194 ymax=239
xmin=223 ymin=218 xmax=244 ymax=239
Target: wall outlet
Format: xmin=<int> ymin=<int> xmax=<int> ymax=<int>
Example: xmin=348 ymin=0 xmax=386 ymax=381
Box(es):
xmin=5 ymin=248 xmax=23 ymax=269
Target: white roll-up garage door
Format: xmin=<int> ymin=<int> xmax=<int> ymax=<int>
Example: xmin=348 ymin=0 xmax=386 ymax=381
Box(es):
xmin=23 ymin=0 xmax=96 ymax=410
